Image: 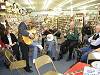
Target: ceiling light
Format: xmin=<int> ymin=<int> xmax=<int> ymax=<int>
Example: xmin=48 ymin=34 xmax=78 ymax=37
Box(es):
xmin=24 ymin=0 xmax=33 ymax=5
xmin=24 ymin=0 xmax=35 ymax=10
xmin=95 ymin=6 xmax=98 ymax=8
xmin=43 ymin=0 xmax=52 ymax=10
xmin=78 ymin=3 xmax=100 ymax=10
xmin=67 ymin=0 xmax=96 ymax=9
xmin=86 ymin=3 xmax=100 ymax=8
xmin=53 ymin=0 xmax=72 ymax=10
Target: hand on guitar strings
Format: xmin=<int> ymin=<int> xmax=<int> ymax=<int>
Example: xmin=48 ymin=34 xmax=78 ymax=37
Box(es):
xmin=29 ymin=33 xmax=34 ymax=39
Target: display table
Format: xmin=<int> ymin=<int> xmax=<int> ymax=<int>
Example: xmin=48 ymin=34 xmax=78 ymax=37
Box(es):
xmin=64 ymin=62 xmax=89 ymax=75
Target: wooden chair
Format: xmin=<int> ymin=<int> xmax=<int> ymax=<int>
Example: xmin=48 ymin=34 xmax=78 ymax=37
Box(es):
xmin=5 ymin=50 xmax=26 ymax=75
xmin=34 ymin=55 xmax=63 ymax=75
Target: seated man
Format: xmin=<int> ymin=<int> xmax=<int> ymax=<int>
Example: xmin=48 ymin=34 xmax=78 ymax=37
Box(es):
xmin=58 ymin=21 xmax=79 ymax=61
xmin=80 ymin=24 xmax=100 ymax=62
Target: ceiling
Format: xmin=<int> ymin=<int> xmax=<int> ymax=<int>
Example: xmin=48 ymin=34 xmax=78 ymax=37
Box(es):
xmin=8 ymin=0 xmax=100 ymax=11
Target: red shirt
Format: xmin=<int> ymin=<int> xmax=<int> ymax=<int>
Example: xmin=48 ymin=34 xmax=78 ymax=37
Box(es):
xmin=0 ymin=40 xmax=5 ymax=48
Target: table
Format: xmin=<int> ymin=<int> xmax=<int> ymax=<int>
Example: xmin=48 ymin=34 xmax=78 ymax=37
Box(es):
xmin=64 ymin=62 xmax=89 ymax=75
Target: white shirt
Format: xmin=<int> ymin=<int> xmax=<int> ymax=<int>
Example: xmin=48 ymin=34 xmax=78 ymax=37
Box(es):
xmin=47 ymin=34 xmax=54 ymax=41
xmin=88 ymin=33 xmax=100 ymax=46
xmin=7 ymin=34 xmax=12 ymax=45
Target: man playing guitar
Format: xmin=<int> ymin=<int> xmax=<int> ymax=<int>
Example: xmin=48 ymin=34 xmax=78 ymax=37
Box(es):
xmin=18 ymin=18 xmax=33 ymax=73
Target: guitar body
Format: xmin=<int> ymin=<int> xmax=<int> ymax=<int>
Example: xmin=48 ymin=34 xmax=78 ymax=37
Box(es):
xmin=22 ymin=36 xmax=33 ymax=45
xmin=22 ymin=29 xmax=36 ymax=45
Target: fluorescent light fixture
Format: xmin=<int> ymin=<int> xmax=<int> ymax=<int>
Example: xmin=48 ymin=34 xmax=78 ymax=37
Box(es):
xmin=53 ymin=0 xmax=72 ymax=10
xmin=24 ymin=0 xmax=35 ymax=10
xmin=95 ymin=6 xmax=98 ymax=8
xmin=24 ymin=0 xmax=33 ymax=5
xmin=43 ymin=0 xmax=52 ymax=10
xmin=67 ymin=0 xmax=96 ymax=9
xmin=78 ymin=6 xmax=87 ymax=10
xmin=78 ymin=3 xmax=100 ymax=10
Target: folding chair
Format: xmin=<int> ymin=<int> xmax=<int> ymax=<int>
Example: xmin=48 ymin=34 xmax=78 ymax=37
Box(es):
xmin=34 ymin=55 xmax=63 ymax=75
xmin=87 ymin=48 xmax=100 ymax=64
xmin=5 ymin=50 xmax=26 ymax=75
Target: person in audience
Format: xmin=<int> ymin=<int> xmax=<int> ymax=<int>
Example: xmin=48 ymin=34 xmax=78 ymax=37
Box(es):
xmin=81 ymin=21 xmax=94 ymax=45
xmin=0 ymin=23 xmax=6 ymax=38
xmin=0 ymin=39 xmax=6 ymax=52
xmin=58 ymin=21 xmax=79 ymax=61
xmin=80 ymin=24 xmax=100 ymax=62
xmin=57 ymin=30 xmax=66 ymax=60
xmin=5 ymin=20 xmax=10 ymax=28
xmin=46 ymin=29 xmax=57 ymax=61
xmin=41 ymin=27 xmax=50 ymax=48
xmin=18 ymin=18 xmax=33 ymax=73
xmin=1 ymin=27 xmax=20 ymax=60
xmin=30 ymin=24 xmax=43 ymax=64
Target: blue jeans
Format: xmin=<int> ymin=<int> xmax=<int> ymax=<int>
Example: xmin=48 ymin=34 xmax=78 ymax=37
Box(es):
xmin=31 ymin=41 xmax=41 ymax=59
xmin=80 ymin=46 xmax=93 ymax=62
xmin=46 ymin=41 xmax=57 ymax=58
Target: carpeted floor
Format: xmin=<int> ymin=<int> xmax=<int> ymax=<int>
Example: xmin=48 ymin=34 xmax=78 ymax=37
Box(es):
xmin=0 ymin=54 xmax=76 ymax=75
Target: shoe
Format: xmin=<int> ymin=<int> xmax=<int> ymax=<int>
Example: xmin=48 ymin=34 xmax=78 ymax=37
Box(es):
xmin=57 ymin=56 xmax=63 ymax=61
xmin=33 ymin=59 xmax=36 ymax=63
xmin=25 ymin=69 xmax=33 ymax=73
xmin=4 ymin=63 xmax=9 ymax=69
xmin=52 ymin=57 xmax=56 ymax=61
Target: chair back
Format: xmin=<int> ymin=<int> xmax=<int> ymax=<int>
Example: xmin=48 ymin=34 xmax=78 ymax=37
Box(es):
xmin=5 ymin=50 xmax=26 ymax=70
xmin=35 ymin=55 xmax=52 ymax=69
xmin=5 ymin=50 xmax=16 ymax=63
xmin=34 ymin=55 xmax=57 ymax=75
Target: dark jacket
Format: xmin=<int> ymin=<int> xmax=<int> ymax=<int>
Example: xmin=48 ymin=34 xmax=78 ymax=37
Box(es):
xmin=1 ymin=33 xmax=18 ymax=45
xmin=65 ymin=27 xmax=79 ymax=41
xmin=0 ymin=23 xmax=5 ymax=36
xmin=82 ymin=25 xmax=94 ymax=36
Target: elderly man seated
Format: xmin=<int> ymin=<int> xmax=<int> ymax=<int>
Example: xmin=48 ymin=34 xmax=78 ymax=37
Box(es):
xmin=80 ymin=24 xmax=100 ymax=62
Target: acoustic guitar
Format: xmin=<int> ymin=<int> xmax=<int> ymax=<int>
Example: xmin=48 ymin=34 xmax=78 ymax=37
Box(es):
xmin=22 ymin=29 xmax=36 ymax=45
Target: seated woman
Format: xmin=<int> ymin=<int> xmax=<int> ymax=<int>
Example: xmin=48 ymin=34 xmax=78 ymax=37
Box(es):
xmin=1 ymin=27 xmax=20 ymax=60
xmin=80 ymin=24 xmax=100 ymax=63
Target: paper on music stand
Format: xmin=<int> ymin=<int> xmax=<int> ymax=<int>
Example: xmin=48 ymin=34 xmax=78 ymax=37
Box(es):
xmin=83 ymin=66 xmax=100 ymax=75
xmin=92 ymin=52 xmax=100 ymax=59
xmin=91 ymin=61 xmax=100 ymax=69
